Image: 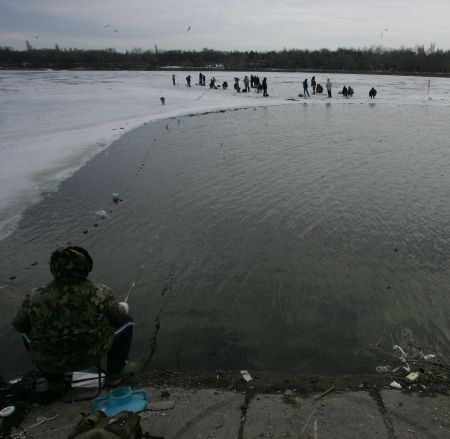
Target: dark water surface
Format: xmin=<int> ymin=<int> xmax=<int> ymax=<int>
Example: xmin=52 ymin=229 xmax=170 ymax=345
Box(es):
xmin=1 ymin=103 xmax=450 ymax=377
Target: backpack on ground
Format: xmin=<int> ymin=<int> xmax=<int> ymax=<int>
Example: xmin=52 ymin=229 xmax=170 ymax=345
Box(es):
xmin=68 ymin=411 xmax=143 ymax=439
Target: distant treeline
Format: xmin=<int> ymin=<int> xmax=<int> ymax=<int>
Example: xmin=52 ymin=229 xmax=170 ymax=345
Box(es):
xmin=1 ymin=45 xmax=450 ymax=75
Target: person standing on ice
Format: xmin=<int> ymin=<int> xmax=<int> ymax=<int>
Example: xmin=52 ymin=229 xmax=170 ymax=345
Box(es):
xmin=186 ymin=75 xmax=191 ymax=87
xmin=262 ymin=77 xmax=268 ymax=97
xmin=311 ymin=76 xmax=317 ymax=94
xmin=303 ymin=78 xmax=310 ymax=97
xmin=172 ymin=73 xmax=176 ymax=86
xmin=326 ymin=78 xmax=332 ymax=98
xmin=243 ymin=75 xmax=250 ymax=92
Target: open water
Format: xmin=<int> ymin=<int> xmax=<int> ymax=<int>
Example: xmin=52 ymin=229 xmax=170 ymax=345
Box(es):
xmin=1 ymin=102 xmax=450 ymax=376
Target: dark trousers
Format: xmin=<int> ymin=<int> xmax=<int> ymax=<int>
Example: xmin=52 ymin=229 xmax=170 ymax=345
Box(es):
xmin=107 ymin=315 xmax=134 ymax=374
xmin=327 ymin=90 xmax=332 ymax=98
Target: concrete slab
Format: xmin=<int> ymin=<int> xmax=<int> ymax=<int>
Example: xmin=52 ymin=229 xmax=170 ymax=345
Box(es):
xmin=244 ymin=391 xmax=387 ymax=439
xmin=381 ymin=390 xmax=450 ymax=439
xmin=243 ymin=393 xmax=310 ymax=438
xmin=9 ymin=387 xmax=450 ymax=439
xmin=141 ymin=386 xmax=244 ymax=438
xmin=12 ymin=386 xmax=244 ymax=439
xmin=12 ymin=397 xmax=91 ymax=438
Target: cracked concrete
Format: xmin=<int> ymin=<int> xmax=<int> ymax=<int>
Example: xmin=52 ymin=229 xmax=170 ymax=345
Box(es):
xmin=6 ymin=386 xmax=450 ymax=438
xmin=381 ymin=390 xmax=450 ymax=439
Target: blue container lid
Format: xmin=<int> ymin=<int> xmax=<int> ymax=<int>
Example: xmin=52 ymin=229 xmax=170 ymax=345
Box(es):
xmin=93 ymin=388 xmax=148 ymax=417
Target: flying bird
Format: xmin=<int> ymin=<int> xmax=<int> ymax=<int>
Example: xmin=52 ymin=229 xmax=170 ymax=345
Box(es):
xmin=113 ymin=27 xmax=119 ymax=33
xmin=186 ymin=26 xmax=191 ymax=31
xmin=103 ymin=24 xmax=111 ymax=28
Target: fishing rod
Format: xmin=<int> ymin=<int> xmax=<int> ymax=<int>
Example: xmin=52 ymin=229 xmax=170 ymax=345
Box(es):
xmin=123 ymin=251 xmax=150 ymax=303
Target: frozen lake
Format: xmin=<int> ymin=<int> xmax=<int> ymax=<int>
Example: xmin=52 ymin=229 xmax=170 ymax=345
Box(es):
xmin=1 ymin=95 xmax=450 ymax=376
xmin=1 ymin=70 xmax=450 ymax=240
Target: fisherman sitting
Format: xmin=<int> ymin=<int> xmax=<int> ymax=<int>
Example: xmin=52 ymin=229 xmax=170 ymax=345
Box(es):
xmin=13 ymin=246 xmax=135 ymax=390
xmin=234 ymin=78 xmax=241 ymax=92
xmin=369 ymin=87 xmax=377 ymax=98
xmin=341 ymin=85 xmax=348 ymax=97
xmin=347 ymin=86 xmax=354 ymax=97
xmin=222 ymin=81 xmax=228 ymax=90
xmin=316 ymin=83 xmax=324 ymax=94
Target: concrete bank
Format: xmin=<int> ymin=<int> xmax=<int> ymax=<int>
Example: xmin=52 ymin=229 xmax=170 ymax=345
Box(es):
xmin=8 ymin=379 xmax=450 ymax=438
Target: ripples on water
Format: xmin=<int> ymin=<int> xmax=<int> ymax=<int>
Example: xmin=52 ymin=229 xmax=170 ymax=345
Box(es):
xmin=1 ymin=103 xmax=450 ymax=376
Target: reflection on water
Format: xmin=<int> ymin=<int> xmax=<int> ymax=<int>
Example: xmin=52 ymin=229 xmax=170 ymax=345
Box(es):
xmin=1 ymin=103 xmax=450 ymax=376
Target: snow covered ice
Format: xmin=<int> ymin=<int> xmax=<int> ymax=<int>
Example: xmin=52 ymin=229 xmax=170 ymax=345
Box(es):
xmin=1 ymin=69 xmax=449 ymax=239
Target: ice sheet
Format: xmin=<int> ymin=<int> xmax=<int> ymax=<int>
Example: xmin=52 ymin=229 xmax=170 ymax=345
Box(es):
xmin=1 ymin=70 xmax=449 ymax=239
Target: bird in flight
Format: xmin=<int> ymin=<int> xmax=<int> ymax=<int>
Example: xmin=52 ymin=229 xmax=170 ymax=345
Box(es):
xmin=186 ymin=26 xmax=191 ymax=31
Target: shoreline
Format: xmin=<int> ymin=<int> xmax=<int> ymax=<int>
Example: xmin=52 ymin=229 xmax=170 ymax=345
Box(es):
xmin=2 ymin=70 xmax=448 ymax=241
xmin=2 ymin=368 xmax=449 ymax=438
xmin=134 ymin=368 xmax=450 ymax=397
xmin=3 ymin=67 xmax=450 ymax=79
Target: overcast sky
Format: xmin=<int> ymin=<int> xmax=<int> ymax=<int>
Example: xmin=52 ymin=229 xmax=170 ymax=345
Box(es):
xmin=1 ymin=0 xmax=449 ymax=52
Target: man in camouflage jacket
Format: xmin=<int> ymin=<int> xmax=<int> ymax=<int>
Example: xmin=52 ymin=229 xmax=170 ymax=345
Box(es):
xmin=13 ymin=247 xmax=134 ymax=382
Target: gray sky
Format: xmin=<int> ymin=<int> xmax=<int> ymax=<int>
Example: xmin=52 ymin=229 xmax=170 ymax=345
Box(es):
xmin=1 ymin=0 xmax=449 ymax=52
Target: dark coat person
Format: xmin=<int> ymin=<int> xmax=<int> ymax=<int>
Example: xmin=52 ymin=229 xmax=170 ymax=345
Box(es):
xmin=311 ymin=76 xmax=317 ymax=94
xmin=234 ymin=78 xmax=241 ymax=92
xmin=303 ymin=79 xmax=310 ymax=97
xmin=262 ymin=77 xmax=268 ymax=96
xmin=13 ymin=247 xmax=134 ymax=386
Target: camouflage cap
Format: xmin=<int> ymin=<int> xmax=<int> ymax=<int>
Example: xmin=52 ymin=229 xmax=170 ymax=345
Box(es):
xmin=49 ymin=246 xmax=93 ymax=282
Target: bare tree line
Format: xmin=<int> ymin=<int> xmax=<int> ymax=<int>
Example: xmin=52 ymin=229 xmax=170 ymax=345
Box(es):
xmin=0 ymin=44 xmax=449 ymax=75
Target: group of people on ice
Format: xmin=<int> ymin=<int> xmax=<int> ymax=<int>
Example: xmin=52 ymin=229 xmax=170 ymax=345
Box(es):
xmin=173 ymin=72 xmax=377 ymax=100
xmin=300 ymin=76 xmax=333 ymax=98
xmin=233 ymin=75 xmax=268 ymax=96
xmin=300 ymin=76 xmax=359 ymax=99
xmin=339 ymin=85 xmax=354 ymax=97
xmin=172 ymin=72 xmax=270 ymax=97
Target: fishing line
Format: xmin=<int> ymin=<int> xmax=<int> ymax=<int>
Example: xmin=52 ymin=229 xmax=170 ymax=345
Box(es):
xmin=140 ymin=286 xmax=172 ymax=368
xmin=195 ymin=87 xmax=210 ymax=101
